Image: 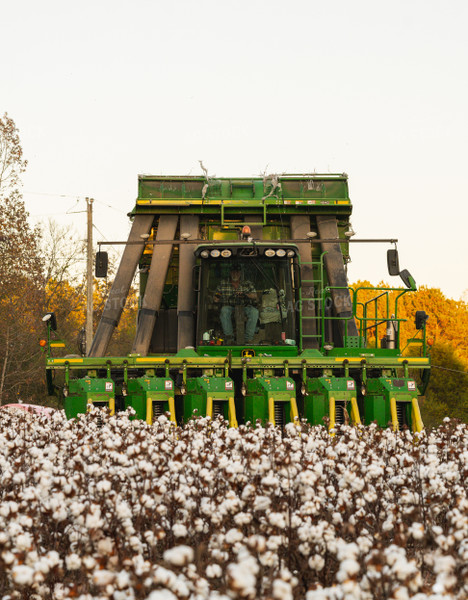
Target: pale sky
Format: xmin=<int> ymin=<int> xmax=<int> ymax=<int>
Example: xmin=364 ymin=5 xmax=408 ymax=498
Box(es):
xmin=2 ymin=0 xmax=467 ymax=300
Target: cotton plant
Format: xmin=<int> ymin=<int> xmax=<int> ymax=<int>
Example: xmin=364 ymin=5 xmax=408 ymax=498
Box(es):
xmin=0 ymin=408 xmax=466 ymax=599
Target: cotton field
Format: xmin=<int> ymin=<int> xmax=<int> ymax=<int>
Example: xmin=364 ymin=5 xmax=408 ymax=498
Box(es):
xmin=0 ymin=408 xmax=466 ymax=600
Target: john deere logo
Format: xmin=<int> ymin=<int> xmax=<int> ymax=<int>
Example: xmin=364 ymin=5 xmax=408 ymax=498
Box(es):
xmin=242 ymin=349 xmax=255 ymax=358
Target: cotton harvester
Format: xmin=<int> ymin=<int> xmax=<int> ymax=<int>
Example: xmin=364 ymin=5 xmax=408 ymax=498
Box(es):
xmin=43 ymin=173 xmax=430 ymax=431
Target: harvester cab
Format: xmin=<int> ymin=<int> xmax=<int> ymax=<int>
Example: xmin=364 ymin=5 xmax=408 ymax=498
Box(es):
xmin=195 ymin=242 xmax=299 ymax=349
xmin=44 ymin=173 xmax=430 ymax=432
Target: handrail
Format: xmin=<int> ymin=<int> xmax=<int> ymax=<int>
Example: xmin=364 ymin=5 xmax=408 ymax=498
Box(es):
xmin=319 ymin=284 xmax=413 ymax=350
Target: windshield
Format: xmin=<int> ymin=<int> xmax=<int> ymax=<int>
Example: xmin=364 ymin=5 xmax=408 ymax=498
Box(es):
xmin=197 ymin=258 xmax=297 ymax=346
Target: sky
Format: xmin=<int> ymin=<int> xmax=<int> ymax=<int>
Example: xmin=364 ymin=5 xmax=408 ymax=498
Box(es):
xmin=2 ymin=0 xmax=467 ymax=300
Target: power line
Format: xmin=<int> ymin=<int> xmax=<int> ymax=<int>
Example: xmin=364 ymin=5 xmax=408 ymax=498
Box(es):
xmin=24 ymin=190 xmax=87 ymax=199
xmin=432 ymin=365 xmax=468 ymax=376
xmin=94 ymin=198 xmax=127 ymax=215
xmin=92 ymin=224 xmax=121 ymax=254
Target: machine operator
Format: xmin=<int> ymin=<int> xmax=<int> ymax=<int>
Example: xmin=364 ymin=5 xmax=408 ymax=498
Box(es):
xmin=214 ymin=264 xmax=258 ymax=344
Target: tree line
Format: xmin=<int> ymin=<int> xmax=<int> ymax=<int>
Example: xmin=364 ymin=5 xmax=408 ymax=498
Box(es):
xmin=0 ymin=113 xmax=466 ymax=426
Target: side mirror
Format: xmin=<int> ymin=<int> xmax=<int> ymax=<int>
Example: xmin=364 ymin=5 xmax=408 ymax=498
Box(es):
xmin=415 ymin=311 xmax=429 ymax=330
xmin=387 ymin=249 xmax=400 ymax=276
xmin=95 ymin=251 xmax=108 ymax=278
xmin=399 ymin=269 xmax=416 ymax=289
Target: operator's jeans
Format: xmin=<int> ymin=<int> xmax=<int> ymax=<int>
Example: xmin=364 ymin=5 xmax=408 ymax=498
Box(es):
xmin=220 ymin=305 xmax=259 ymax=341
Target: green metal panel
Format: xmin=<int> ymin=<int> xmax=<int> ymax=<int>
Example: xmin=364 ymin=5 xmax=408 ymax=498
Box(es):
xmin=64 ymin=377 xmax=114 ymax=419
xmin=125 ymin=376 xmax=174 ymax=421
xmin=305 ymin=377 xmax=358 ymax=426
xmin=244 ymin=376 xmax=297 ymax=426
xmin=183 ymin=376 xmax=235 ymax=422
xmin=363 ymin=377 xmax=418 ymax=428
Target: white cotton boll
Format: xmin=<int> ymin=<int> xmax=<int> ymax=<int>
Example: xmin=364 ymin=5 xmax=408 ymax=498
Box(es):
xmin=97 ymin=479 xmax=112 ymax=493
xmin=247 ymin=534 xmax=267 ymax=553
xmin=69 ymin=501 xmax=84 ymax=517
xmin=2 ymin=551 xmax=15 ymax=565
xmin=273 ymin=579 xmax=293 ymax=600
xmin=262 ymin=474 xmax=279 ymax=487
xmin=234 ymin=512 xmax=252 ymax=526
xmin=298 ymin=543 xmax=310 ymax=556
xmin=172 ymin=523 xmax=187 ymax=538
xmin=193 ymin=518 xmax=206 ymax=533
xmin=392 ymin=557 xmax=417 ymax=580
xmin=241 ymin=484 xmax=256 ymax=500
xmin=116 ymin=570 xmax=131 ymax=588
xmin=16 ymin=532 xmax=33 ymax=551
xmin=141 ymin=494 xmax=155 ymax=509
xmin=86 ymin=508 xmax=103 ymax=529
xmin=225 ymin=528 xmax=244 ymax=544
xmin=138 ymin=459 xmax=153 ymax=473
xmin=337 ymin=542 xmax=359 ymax=561
xmin=433 ymin=555 xmax=456 ymax=574
xmin=116 ymin=501 xmax=132 ymax=519
xmin=267 ymin=535 xmax=283 ymax=551
xmin=254 ymin=495 xmax=271 ymax=511
xmin=93 ymin=570 xmax=115 ymax=585
xmin=409 ymin=522 xmax=425 ymax=540
xmin=11 ymin=565 xmax=35 ymax=585
xmin=53 ymin=507 xmax=68 ymax=522
xmin=13 ymin=472 xmax=26 ymax=485
xmin=305 ymin=587 xmax=328 ymax=600
xmin=97 ymin=537 xmax=114 ymax=554
xmin=337 ymin=558 xmax=360 ymax=582
xmin=332 ymin=512 xmax=343 ymax=525
xmin=308 ymin=555 xmax=325 ymax=571
xmin=45 ymin=550 xmax=62 ymax=569
xmin=206 ymin=563 xmax=223 ymax=578
xmin=227 ymin=562 xmax=256 ymax=595
xmin=147 ymin=591 xmax=178 ymax=600
xmin=314 ymin=462 xmax=323 ymax=475
xmin=268 ymin=512 xmax=286 ymax=529
xmin=163 ymin=545 xmax=194 ymax=566
xmin=382 ymin=519 xmax=394 ymax=532
xmin=83 ymin=555 xmax=97 ymax=569
xmin=66 ymin=554 xmax=82 ymax=570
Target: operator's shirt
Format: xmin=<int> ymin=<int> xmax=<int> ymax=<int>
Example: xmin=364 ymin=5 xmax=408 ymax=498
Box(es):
xmin=215 ymin=279 xmax=256 ymax=306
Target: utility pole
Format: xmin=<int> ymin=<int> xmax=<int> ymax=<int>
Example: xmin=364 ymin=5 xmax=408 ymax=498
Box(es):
xmin=86 ymin=198 xmax=94 ymax=354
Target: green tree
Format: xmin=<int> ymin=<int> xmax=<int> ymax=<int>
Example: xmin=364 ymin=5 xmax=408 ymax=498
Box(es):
xmin=421 ymin=343 xmax=468 ymax=428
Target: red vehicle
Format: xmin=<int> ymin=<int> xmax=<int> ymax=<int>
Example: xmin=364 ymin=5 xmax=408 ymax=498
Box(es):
xmin=0 ymin=403 xmax=56 ymax=417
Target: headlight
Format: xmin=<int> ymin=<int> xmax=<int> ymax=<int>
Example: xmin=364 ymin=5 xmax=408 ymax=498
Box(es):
xmin=287 ymin=249 xmax=296 ymax=257
xmin=265 ymin=249 xmax=276 ymax=257
xmin=200 ymin=250 xmax=209 ymax=258
xmin=221 ymin=249 xmax=232 ymax=258
xmin=210 ymin=249 xmax=220 ymax=258
xmin=276 ymin=249 xmax=286 ymax=257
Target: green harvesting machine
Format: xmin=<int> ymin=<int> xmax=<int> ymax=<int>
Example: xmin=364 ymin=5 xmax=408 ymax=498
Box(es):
xmin=44 ymin=173 xmax=430 ymax=431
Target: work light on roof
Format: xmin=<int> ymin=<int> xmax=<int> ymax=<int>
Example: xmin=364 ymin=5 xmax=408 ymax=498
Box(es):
xmin=200 ymin=250 xmax=209 ymax=258
xmin=276 ymin=248 xmax=286 ymax=257
xmin=265 ymin=249 xmax=276 ymax=257
xmin=210 ymin=249 xmax=221 ymax=258
xmin=221 ymin=249 xmax=232 ymax=258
